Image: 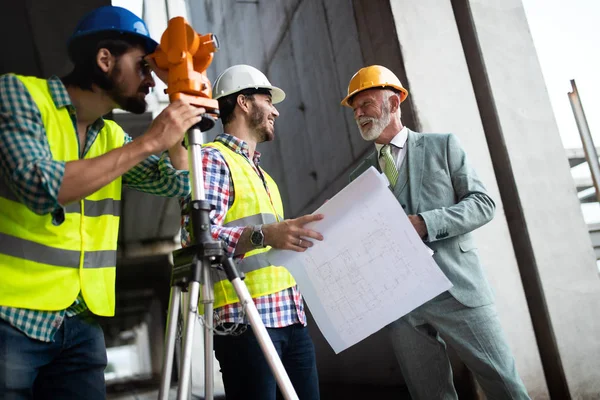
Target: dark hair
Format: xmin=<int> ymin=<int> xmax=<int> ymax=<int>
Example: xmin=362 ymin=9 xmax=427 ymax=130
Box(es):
xmin=218 ymin=88 xmax=271 ymax=125
xmin=61 ymin=32 xmax=147 ymax=91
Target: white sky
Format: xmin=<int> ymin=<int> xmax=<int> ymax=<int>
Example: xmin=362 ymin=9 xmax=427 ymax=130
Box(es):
xmin=522 ymin=0 xmax=600 ymax=149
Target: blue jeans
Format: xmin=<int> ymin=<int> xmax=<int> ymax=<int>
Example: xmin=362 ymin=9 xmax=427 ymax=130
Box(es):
xmin=0 ymin=313 xmax=107 ymax=400
xmin=214 ymin=323 xmax=320 ymax=400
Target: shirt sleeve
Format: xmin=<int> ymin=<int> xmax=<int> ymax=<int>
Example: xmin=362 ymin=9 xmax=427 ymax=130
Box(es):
xmin=122 ymin=134 xmax=190 ymax=197
xmin=180 ymin=147 xmax=244 ymax=257
xmin=0 ymin=74 xmax=66 ymax=217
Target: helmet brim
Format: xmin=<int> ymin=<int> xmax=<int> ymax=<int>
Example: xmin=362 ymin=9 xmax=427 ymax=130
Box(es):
xmin=269 ymin=86 xmax=286 ymax=104
xmin=214 ymin=85 xmax=286 ymax=104
xmin=341 ymin=84 xmax=408 ymax=107
xmin=68 ymin=29 xmax=159 ymax=56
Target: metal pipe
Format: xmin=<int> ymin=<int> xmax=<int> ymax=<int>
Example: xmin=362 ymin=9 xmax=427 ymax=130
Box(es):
xmin=568 ymin=79 xmax=600 ymax=203
xmin=187 ymin=128 xmax=206 ymax=201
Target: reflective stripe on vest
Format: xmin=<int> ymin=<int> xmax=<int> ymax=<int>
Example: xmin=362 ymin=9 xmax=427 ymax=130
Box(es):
xmin=69 ymin=198 xmax=121 ymax=217
xmin=210 ymin=246 xmax=271 ymax=284
xmin=213 ymin=212 xmax=279 ymax=283
xmin=223 ymin=213 xmax=278 ymax=228
xmin=0 ymin=75 xmax=124 ymax=316
xmin=0 ymin=185 xmax=120 ymax=217
xmin=0 ymin=232 xmax=116 ymax=268
xmin=202 ymin=141 xmax=295 ymax=309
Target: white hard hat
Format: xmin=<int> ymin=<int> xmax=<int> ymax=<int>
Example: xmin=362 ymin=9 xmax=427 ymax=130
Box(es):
xmin=213 ymin=64 xmax=286 ymax=104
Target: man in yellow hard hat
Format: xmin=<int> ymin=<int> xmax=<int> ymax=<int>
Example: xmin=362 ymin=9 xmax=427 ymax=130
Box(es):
xmin=180 ymin=64 xmax=323 ymax=400
xmin=0 ymin=6 xmax=204 ymax=398
xmin=342 ymin=65 xmax=530 ymax=399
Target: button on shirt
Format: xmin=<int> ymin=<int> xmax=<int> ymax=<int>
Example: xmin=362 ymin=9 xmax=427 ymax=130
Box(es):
xmin=375 ymin=126 xmax=409 ymax=175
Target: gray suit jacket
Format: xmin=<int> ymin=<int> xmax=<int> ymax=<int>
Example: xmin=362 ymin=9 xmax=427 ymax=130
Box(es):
xmin=350 ymin=130 xmax=495 ymax=308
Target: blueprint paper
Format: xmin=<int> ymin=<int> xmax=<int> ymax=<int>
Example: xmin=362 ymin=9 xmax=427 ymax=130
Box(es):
xmin=268 ymin=167 xmax=452 ymax=353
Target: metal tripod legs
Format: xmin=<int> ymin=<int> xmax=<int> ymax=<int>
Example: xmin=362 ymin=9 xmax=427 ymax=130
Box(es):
xmin=158 ymin=261 xmax=299 ymax=400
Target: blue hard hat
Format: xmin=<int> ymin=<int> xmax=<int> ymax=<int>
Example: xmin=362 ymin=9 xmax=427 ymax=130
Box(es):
xmin=68 ymin=6 xmax=158 ymax=54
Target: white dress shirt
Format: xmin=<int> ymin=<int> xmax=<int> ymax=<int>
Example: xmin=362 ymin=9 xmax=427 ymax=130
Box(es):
xmin=375 ymin=126 xmax=409 ymax=173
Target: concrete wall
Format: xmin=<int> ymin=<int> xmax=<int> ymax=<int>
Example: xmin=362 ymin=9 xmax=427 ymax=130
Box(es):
xmin=189 ymin=0 xmax=406 ymax=387
xmin=453 ymin=0 xmax=600 ymax=398
xmin=188 ymin=0 xmax=600 ymax=397
xmin=189 ymin=0 xmax=369 ymax=218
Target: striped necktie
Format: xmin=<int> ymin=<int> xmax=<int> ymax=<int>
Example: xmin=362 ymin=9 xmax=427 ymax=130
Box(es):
xmin=380 ymin=144 xmax=399 ymax=187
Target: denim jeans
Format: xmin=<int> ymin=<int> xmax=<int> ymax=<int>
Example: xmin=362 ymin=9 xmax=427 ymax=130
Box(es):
xmin=0 ymin=313 xmax=107 ymax=400
xmin=214 ymin=323 xmax=320 ymax=400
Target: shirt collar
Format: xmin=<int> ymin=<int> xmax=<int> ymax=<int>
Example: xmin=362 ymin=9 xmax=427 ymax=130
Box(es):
xmin=375 ymin=126 xmax=408 ymax=157
xmin=47 ymin=75 xmax=106 ymax=131
xmin=47 ymin=76 xmax=73 ymax=109
xmin=215 ymin=133 xmax=262 ymax=164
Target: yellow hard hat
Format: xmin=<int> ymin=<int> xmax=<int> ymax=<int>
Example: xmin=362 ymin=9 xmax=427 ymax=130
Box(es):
xmin=341 ymin=65 xmax=409 ymax=107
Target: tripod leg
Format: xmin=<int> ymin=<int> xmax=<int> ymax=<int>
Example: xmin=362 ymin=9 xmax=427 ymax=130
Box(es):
xmin=201 ymin=262 xmax=215 ymax=400
xmin=159 ymin=285 xmax=182 ymax=400
xmin=179 ymin=291 xmax=191 ymax=396
xmin=230 ymin=277 xmax=299 ymax=400
xmin=177 ymin=280 xmax=201 ymax=400
xmin=180 ymin=290 xmax=190 ymax=362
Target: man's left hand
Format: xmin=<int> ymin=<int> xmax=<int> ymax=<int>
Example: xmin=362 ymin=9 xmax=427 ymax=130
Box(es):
xmin=408 ymin=214 xmax=427 ymax=239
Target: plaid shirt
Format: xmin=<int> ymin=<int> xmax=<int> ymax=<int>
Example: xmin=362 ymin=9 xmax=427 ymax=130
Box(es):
xmin=0 ymin=74 xmax=190 ymax=342
xmin=180 ymin=133 xmax=305 ymax=328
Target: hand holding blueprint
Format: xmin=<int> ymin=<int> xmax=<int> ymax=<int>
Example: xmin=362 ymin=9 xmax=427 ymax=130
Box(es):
xmin=268 ymin=167 xmax=452 ymax=353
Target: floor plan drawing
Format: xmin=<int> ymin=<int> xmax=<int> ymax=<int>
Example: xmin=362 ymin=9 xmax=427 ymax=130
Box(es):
xmin=269 ymin=167 xmax=452 ymax=353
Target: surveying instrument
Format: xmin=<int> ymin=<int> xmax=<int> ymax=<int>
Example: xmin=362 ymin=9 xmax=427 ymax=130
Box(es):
xmin=152 ymin=17 xmax=299 ymax=400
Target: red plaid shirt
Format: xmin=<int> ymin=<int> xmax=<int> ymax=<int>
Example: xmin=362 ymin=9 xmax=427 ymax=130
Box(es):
xmin=180 ymin=133 xmax=305 ymax=327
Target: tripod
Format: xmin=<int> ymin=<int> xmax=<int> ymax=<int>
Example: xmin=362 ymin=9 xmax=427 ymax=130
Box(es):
xmin=157 ymin=121 xmax=299 ymax=400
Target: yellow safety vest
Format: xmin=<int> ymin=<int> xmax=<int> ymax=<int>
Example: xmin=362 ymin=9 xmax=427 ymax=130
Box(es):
xmin=204 ymin=141 xmax=296 ymax=309
xmin=0 ymin=75 xmax=124 ymax=316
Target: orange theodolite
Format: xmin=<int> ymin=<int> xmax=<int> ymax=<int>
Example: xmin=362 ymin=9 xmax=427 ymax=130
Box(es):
xmin=148 ymin=17 xmax=219 ymax=130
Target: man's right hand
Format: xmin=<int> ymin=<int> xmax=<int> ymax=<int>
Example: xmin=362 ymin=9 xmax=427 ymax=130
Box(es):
xmin=263 ymin=214 xmax=325 ymax=252
xmin=141 ymin=101 xmax=206 ymax=153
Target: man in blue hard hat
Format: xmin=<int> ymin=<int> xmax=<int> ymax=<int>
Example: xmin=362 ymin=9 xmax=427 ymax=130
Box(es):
xmin=0 ymin=6 xmax=204 ymax=399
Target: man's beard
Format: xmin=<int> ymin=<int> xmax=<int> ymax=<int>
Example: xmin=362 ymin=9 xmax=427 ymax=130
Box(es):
xmin=106 ymin=65 xmax=149 ymax=114
xmin=356 ymin=104 xmax=391 ymax=141
xmin=249 ymin=106 xmax=274 ymax=142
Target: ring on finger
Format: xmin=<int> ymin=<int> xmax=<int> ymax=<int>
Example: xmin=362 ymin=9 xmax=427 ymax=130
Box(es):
xmin=298 ymin=238 xmax=302 ymax=246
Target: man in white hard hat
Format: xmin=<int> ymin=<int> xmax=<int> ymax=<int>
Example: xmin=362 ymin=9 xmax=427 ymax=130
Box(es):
xmin=343 ymin=65 xmax=530 ymax=399
xmin=180 ymin=64 xmax=322 ymax=400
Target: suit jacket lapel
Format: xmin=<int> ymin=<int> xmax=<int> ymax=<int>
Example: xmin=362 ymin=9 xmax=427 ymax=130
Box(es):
xmin=407 ymin=129 xmax=425 ymax=212
xmin=366 ymin=150 xmax=380 ymax=172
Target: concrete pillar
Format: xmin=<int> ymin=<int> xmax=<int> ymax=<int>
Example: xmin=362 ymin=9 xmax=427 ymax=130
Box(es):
xmin=452 ymin=0 xmax=600 ymax=397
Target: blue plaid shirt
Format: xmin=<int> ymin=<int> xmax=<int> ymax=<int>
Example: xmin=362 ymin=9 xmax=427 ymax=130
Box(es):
xmin=0 ymin=74 xmax=190 ymax=342
xmin=180 ymin=133 xmax=305 ymax=328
